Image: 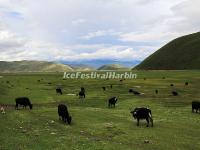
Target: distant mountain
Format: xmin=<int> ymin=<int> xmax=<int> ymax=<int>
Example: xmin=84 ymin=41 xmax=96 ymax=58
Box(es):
xmin=98 ymin=64 xmax=130 ymax=70
xmin=135 ymin=32 xmax=200 ymax=70
xmin=68 ymin=64 xmax=95 ymax=71
xmin=60 ymin=59 xmax=140 ymax=68
xmin=0 ymin=60 xmax=73 ymax=72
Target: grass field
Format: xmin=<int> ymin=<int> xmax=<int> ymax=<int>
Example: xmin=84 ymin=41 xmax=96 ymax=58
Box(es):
xmin=0 ymin=71 xmax=200 ymax=150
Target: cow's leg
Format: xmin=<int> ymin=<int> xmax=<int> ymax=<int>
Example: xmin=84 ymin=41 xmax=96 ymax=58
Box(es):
xmin=146 ymin=118 xmax=149 ymax=127
xmin=15 ymin=103 xmax=18 ymax=110
xmin=149 ymin=117 xmax=153 ymax=127
xmin=137 ymin=118 xmax=139 ymax=126
xmin=64 ymin=117 xmax=67 ymax=123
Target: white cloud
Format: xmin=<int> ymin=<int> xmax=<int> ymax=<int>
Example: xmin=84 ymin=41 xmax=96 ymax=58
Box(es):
xmin=0 ymin=0 xmax=199 ymax=62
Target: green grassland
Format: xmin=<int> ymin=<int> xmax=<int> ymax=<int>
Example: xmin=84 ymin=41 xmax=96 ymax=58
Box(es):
xmin=0 ymin=71 xmax=200 ymax=150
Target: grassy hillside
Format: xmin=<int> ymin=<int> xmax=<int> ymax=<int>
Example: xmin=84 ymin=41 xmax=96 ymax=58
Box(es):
xmin=135 ymin=32 xmax=200 ymax=70
xmin=0 ymin=60 xmax=73 ymax=72
xmin=0 ymin=71 xmax=200 ymax=150
xmin=98 ymin=64 xmax=130 ymax=70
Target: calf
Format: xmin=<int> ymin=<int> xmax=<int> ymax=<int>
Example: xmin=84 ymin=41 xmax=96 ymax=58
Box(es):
xmin=108 ymin=96 xmax=118 ymax=108
xmin=130 ymin=107 xmax=153 ymax=127
xmin=155 ymin=89 xmax=158 ymax=94
xmin=192 ymin=101 xmax=200 ymax=113
xmin=102 ymin=87 xmax=106 ymax=91
xmin=172 ymin=91 xmax=178 ymax=96
xmin=56 ymin=88 xmax=62 ymax=95
xmin=15 ymin=97 xmax=33 ymax=110
xmin=58 ymin=104 xmax=72 ymax=124
xmin=79 ymin=91 xmax=85 ymax=98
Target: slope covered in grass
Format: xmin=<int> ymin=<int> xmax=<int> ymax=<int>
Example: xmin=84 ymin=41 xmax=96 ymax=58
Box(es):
xmin=135 ymin=32 xmax=200 ymax=70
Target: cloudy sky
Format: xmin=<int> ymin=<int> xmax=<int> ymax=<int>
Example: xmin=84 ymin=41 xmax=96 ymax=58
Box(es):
xmin=0 ymin=0 xmax=199 ymax=62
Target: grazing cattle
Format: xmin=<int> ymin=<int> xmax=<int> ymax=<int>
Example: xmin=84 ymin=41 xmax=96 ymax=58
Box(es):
xmin=48 ymin=82 xmax=52 ymax=85
xmin=102 ymin=86 xmax=106 ymax=91
xmin=155 ymin=90 xmax=158 ymax=94
xmin=79 ymin=91 xmax=85 ymax=98
xmin=37 ymin=80 xmax=40 ymax=82
xmin=130 ymin=107 xmax=153 ymax=127
xmin=110 ymin=84 xmax=113 ymax=89
xmin=58 ymin=104 xmax=72 ymax=124
xmin=192 ymin=101 xmax=200 ymax=113
xmin=185 ymin=82 xmax=189 ymax=86
xmin=15 ymin=97 xmax=32 ymax=110
xmin=144 ymin=78 xmax=146 ymax=80
xmin=129 ymin=89 xmax=141 ymax=95
xmin=56 ymin=88 xmax=62 ymax=95
xmin=133 ymin=91 xmax=141 ymax=95
xmin=108 ymin=96 xmax=118 ymax=108
xmin=172 ymin=91 xmax=178 ymax=96
xmin=120 ymin=79 xmax=123 ymax=82
xmin=170 ymin=84 xmax=174 ymax=87
xmin=162 ymin=77 xmax=166 ymax=79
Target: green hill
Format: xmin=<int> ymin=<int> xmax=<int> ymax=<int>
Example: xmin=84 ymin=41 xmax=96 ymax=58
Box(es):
xmin=135 ymin=32 xmax=200 ymax=70
xmin=98 ymin=64 xmax=130 ymax=70
xmin=0 ymin=60 xmax=73 ymax=72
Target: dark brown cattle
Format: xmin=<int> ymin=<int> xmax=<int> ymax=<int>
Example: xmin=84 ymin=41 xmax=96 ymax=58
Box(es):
xmin=58 ymin=104 xmax=72 ymax=124
xmin=130 ymin=107 xmax=153 ymax=127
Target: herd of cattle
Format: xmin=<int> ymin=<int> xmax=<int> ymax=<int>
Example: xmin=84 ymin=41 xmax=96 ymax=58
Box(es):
xmin=1 ymin=78 xmax=200 ymax=127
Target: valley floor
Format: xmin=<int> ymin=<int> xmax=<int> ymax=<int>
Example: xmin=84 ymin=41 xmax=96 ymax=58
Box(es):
xmin=0 ymin=71 xmax=200 ymax=150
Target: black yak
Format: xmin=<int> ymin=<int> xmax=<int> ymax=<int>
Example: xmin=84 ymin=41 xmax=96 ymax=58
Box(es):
xmin=172 ymin=91 xmax=178 ymax=96
xmin=108 ymin=96 xmax=118 ymax=108
xmin=192 ymin=101 xmax=200 ymax=113
xmin=15 ymin=97 xmax=32 ymax=110
xmin=58 ymin=104 xmax=72 ymax=124
xmin=170 ymin=84 xmax=174 ymax=87
xmin=130 ymin=107 xmax=153 ymax=127
xmin=155 ymin=89 xmax=158 ymax=94
xmin=102 ymin=87 xmax=106 ymax=91
xmin=56 ymin=88 xmax=62 ymax=95
xmin=110 ymin=84 xmax=113 ymax=89
xmin=129 ymin=89 xmax=141 ymax=95
xmin=185 ymin=82 xmax=189 ymax=86
xmin=133 ymin=91 xmax=141 ymax=95
xmin=79 ymin=90 xmax=85 ymax=98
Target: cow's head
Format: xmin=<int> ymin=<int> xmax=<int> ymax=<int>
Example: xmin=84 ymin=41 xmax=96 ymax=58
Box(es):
xmin=29 ymin=104 xmax=33 ymax=109
xmin=67 ymin=116 xmax=72 ymax=124
xmin=130 ymin=108 xmax=139 ymax=119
